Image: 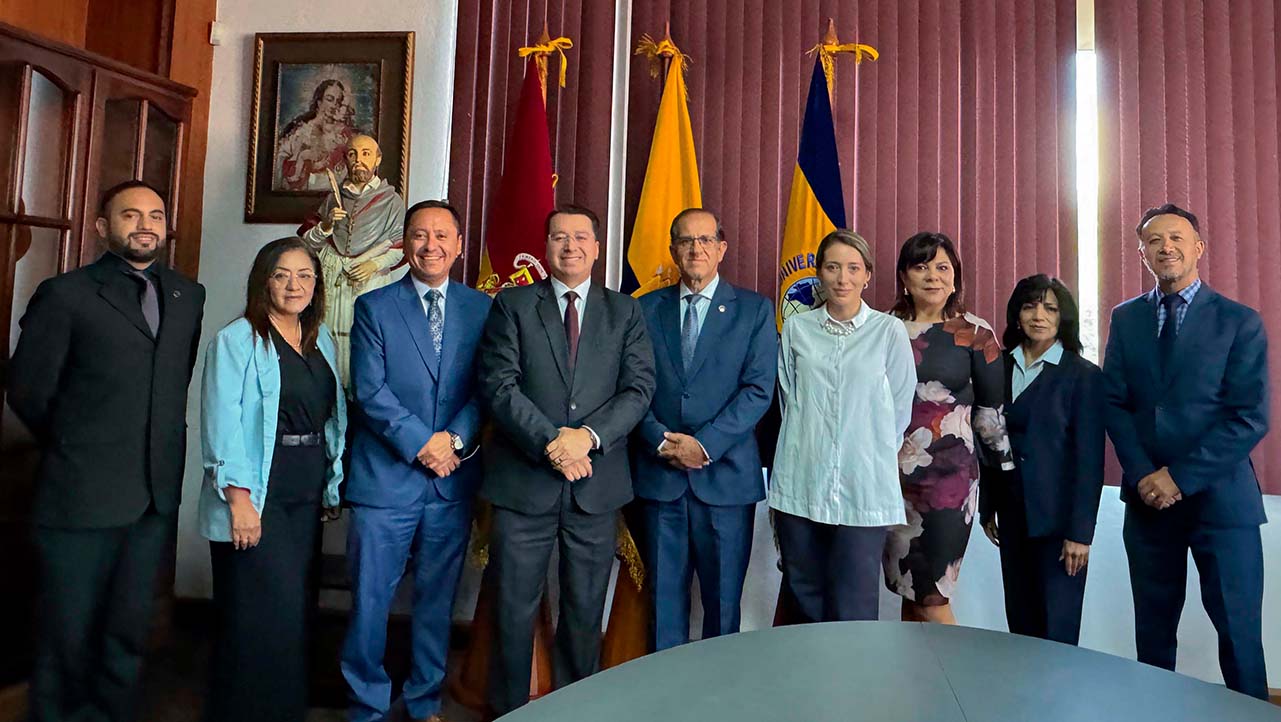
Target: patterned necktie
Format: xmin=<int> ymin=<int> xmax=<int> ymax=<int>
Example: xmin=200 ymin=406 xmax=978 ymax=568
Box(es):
xmin=129 ymin=268 xmax=160 ymax=337
xmin=425 ymin=289 xmax=443 ymax=356
xmin=1158 ymin=292 xmax=1183 ymax=370
xmin=682 ymin=293 xmax=703 ymax=372
xmin=564 ymin=291 xmax=580 ymax=369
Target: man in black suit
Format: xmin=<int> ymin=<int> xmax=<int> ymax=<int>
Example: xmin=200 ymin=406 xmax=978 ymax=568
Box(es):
xmin=7 ymin=180 xmax=205 ymax=722
xmin=478 ymin=205 xmax=655 ymax=715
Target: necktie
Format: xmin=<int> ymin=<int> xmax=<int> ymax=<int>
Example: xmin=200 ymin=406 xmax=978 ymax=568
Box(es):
xmin=129 ymin=269 xmax=160 ymax=337
xmin=681 ymin=293 xmax=703 ymax=372
xmin=1158 ymin=292 xmax=1183 ymax=371
xmin=564 ymin=291 xmax=580 ymax=369
xmin=425 ymin=289 xmax=443 ymax=356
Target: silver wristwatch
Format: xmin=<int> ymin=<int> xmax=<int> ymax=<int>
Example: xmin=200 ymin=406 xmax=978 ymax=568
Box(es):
xmin=448 ymin=432 xmax=464 ymax=454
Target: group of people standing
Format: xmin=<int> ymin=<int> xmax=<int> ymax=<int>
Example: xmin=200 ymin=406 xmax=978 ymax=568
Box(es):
xmin=7 ymin=178 xmax=1270 ymax=722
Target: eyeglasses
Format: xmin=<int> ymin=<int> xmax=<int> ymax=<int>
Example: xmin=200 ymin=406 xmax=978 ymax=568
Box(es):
xmin=673 ymin=235 xmax=722 ymax=249
xmin=269 ymin=270 xmax=317 ymax=285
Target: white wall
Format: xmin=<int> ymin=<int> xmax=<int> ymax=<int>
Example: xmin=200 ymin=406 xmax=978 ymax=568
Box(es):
xmin=176 ymin=0 xmax=460 ymax=597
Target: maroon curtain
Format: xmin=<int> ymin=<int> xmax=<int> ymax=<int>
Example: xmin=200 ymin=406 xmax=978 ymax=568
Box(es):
xmin=450 ymin=0 xmax=617 ymax=285
xmin=625 ymin=0 xmax=1076 ymax=325
xmin=1096 ymin=0 xmax=1281 ymax=494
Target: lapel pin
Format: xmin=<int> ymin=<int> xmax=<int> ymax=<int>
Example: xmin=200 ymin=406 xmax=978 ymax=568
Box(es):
xmin=718 ymin=305 xmax=726 ymax=313
xmin=172 ymin=290 xmax=181 ymax=299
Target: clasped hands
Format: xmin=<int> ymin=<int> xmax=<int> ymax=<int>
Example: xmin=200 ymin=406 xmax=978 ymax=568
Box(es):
xmin=546 ymin=427 xmax=595 ymax=481
xmin=659 ymin=432 xmax=710 ymax=471
xmin=417 ymin=431 xmax=459 ymax=477
xmin=1137 ymin=466 xmax=1182 ymax=510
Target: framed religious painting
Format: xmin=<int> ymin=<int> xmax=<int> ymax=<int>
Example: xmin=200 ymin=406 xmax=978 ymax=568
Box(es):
xmin=245 ymin=31 xmax=413 ymax=223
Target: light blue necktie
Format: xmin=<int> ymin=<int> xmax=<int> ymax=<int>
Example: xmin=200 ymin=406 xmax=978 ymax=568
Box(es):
xmin=425 ymin=289 xmax=443 ymax=356
xmin=681 ymin=293 xmax=703 ymax=372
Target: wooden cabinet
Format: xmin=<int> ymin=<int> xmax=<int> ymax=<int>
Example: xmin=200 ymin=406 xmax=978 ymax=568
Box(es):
xmin=0 ymin=22 xmax=195 ymax=687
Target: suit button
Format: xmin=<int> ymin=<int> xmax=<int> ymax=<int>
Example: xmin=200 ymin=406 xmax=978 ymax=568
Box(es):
xmin=570 ymin=401 xmax=578 ymax=411
xmin=682 ymin=393 xmax=690 ymax=400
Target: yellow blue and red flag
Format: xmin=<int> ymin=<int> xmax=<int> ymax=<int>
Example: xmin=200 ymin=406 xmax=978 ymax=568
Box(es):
xmin=776 ymin=57 xmax=847 ymax=330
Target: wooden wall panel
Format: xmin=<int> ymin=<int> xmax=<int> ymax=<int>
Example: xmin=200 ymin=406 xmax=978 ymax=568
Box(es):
xmin=83 ymin=0 xmax=172 ymax=75
xmin=167 ymin=0 xmax=214 ymax=278
xmin=0 ymin=0 xmax=88 ymax=47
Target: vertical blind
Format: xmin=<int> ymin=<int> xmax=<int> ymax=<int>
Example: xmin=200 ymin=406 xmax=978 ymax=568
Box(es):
xmin=1096 ymin=0 xmax=1281 ymax=493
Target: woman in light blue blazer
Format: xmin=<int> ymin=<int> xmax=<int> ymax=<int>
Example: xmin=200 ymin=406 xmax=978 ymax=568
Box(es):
xmin=199 ymin=237 xmax=346 ymax=722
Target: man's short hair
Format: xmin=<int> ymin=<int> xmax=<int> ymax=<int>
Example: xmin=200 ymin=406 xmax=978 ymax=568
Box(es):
xmin=98 ymin=180 xmax=166 ymax=218
xmin=668 ymin=207 xmax=725 ymax=244
xmin=404 ymin=199 xmax=463 ymax=239
xmin=1135 ymin=203 xmax=1200 ymax=237
xmin=544 ymin=204 xmax=600 ymax=238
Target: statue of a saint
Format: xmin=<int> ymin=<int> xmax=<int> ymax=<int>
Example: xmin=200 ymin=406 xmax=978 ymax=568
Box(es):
xmin=298 ymin=133 xmax=405 ymax=388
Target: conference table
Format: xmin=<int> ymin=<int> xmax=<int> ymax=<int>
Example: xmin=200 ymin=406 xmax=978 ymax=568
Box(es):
xmin=500 ymin=622 xmax=1280 ymax=721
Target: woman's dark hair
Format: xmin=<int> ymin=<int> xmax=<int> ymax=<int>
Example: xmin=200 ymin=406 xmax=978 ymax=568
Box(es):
xmin=280 ymin=79 xmax=346 ymax=137
xmin=1002 ymin=274 xmax=1082 ymax=354
xmin=891 ymin=231 xmax=965 ymax=320
xmin=245 ymin=237 xmax=326 ymax=352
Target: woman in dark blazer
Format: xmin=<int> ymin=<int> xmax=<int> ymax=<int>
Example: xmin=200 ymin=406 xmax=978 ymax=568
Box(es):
xmin=981 ymin=274 xmax=1104 ymax=646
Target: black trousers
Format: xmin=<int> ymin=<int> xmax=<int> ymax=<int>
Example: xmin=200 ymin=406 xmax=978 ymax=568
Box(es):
xmin=775 ymin=511 xmax=887 ymax=622
xmin=31 ymin=509 xmax=174 ymax=722
xmin=206 ymin=499 xmax=321 ymax=722
xmin=488 ymin=486 xmax=617 ymax=716
xmin=996 ymin=500 xmax=1087 ymax=646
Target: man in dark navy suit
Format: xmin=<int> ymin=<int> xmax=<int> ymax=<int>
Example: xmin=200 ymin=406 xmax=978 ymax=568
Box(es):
xmin=1103 ymin=203 xmax=1269 ymax=699
xmin=632 ymin=208 xmax=777 ymax=650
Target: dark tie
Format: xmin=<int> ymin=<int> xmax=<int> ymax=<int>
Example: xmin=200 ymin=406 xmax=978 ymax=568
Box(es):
xmin=425 ymin=289 xmax=443 ymax=356
xmin=564 ymin=290 xmax=580 ymax=369
xmin=1158 ymin=293 xmax=1184 ymax=370
xmin=129 ymin=268 xmax=160 ymax=337
xmin=681 ymin=293 xmax=703 ymax=372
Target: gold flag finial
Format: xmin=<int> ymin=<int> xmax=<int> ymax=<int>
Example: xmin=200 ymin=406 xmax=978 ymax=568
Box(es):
xmin=635 ymin=30 xmax=690 ymax=82
xmin=806 ymin=18 xmax=878 ymax=93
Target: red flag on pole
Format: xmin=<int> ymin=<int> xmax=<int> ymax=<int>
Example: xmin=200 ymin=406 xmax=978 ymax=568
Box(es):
xmin=477 ymin=56 xmax=556 ymax=292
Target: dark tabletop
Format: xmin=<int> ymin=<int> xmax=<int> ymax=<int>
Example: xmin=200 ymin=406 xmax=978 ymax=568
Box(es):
xmin=500 ymin=622 xmax=1280 ymax=721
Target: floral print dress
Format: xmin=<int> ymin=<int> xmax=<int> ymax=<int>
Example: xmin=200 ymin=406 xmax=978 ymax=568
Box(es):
xmin=883 ymin=313 xmax=1013 ymax=605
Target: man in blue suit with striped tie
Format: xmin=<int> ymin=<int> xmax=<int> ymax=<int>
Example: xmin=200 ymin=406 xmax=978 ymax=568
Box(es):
xmin=633 ymin=208 xmax=777 ymax=650
xmin=341 ymin=200 xmax=492 ymax=722
xmin=1103 ymin=203 xmax=1269 ymax=700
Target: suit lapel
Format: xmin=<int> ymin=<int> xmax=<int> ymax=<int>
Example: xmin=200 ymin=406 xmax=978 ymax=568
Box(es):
xmin=438 ymin=281 xmax=467 ymax=385
xmin=395 ymin=275 xmax=439 ymax=380
xmin=91 ymin=260 xmax=154 ymax=341
xmin=571 ymin=284 xmax=608 ymax=394
xmin=686 ymin=281 xmax=736 ymax=379
xmin=656 ymin=286 xmax=686 ymax=384
xmin=536 ymin=281 xmax=572 ymax=389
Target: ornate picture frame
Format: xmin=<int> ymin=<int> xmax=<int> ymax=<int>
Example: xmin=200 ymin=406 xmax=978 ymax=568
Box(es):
xmin=244 ymin=31 xmax=413 ymax=223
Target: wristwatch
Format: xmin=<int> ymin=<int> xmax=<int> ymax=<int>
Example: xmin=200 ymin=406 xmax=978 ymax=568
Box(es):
xmin=448 ymin=432 xmax=464 ymax=454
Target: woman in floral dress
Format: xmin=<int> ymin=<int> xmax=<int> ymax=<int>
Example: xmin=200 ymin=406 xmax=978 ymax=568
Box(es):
xmin=883 ymin=232 xmax=1014 ymax=624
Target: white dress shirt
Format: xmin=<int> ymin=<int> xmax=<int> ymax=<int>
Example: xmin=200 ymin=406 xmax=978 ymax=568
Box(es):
xmin=550 ymin=275 xmax=591 ymax=326
xmin=410 ymin=274 xmax=449 ymax=319
xmin=769 ymin=303 xmax=918 ymax=527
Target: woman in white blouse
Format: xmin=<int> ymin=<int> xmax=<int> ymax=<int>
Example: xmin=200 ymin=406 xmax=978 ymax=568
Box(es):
xmin=770 ymin=230 xmax=917 ymax=622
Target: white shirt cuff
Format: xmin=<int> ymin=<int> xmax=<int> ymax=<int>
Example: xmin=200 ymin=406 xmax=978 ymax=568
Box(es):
xmin=583 ymin=426 xmax=601 ymax=450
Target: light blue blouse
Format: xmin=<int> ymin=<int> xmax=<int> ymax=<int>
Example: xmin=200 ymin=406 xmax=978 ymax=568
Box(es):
xmin=769 ymin=304 xmax=917 ymax=527
xmin=197 ymin=318 xmax=346 ymax=542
